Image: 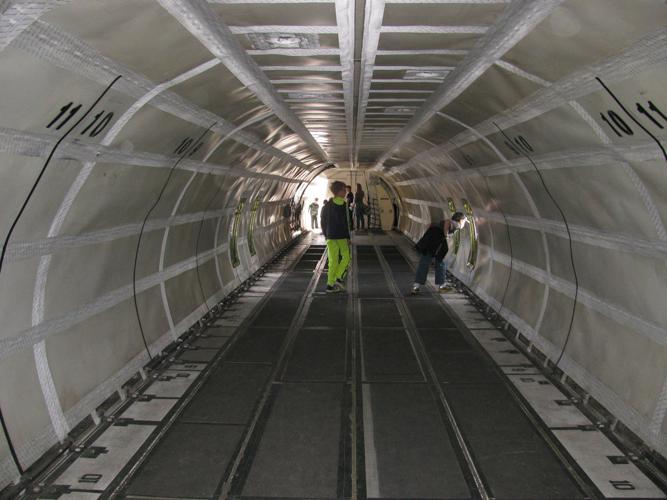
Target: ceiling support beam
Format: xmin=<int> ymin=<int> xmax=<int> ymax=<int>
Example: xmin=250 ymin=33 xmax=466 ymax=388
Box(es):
xmin=354 ymin=0 xmax=386 ymax=165
xmin=373 ymin=0 xmax=564 ymax=170
xmin=157 ymin=0 xmax=329 ymax=161
xmin=334 ymin=0 xmax=356 ymax=167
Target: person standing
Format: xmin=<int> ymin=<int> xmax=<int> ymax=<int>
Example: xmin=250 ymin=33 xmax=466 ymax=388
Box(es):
xmin=321 ymin=181 xmax=351 ymax=293
xmin=346 ymin=185 xmax=354 ymax=230
xmin=294 ymin=200 xmax=303 ymax=230
xmin=308 ymin=198 xmax=320 ymax=229
xmin=411 ymin=212 xmax=467 ymax=294
xmin=354 ymin=183 xmax=365 ymax=230
xmin=320 ymin=199 xmax=329 ymax=235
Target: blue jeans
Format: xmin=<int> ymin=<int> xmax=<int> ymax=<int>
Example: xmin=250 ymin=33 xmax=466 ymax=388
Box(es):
xmin=414 ymin=253 xmax=446 ymax=286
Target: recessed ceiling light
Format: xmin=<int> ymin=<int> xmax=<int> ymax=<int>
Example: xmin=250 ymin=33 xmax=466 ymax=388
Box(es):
xmin=384 ymin=106 xmax=417 ymax=114
xmin=247 ymin=33 xmax=320 ymax=50
xmin=403 ymin=69 xmax=450 ymax=80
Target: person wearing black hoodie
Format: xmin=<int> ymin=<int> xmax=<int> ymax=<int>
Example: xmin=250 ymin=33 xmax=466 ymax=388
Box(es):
xmin=320 ymin=181 xmax=351 ymax=293
xmin=411 ymin=212 xmax=467 ymax=294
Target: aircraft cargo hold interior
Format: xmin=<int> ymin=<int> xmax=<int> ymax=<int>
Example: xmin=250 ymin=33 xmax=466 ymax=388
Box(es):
xmin=0 ymin=0 xmax=666 ymax=498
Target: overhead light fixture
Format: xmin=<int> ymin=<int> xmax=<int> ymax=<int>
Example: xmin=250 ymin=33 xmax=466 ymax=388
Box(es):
xmin=247 ymin=33 xmax=320 ymax=50
xmin=384 ymin=106 xmax=417 ymax=114
xmin=403 ymin=69 xmax=450 ymax=80
xmin=288 ymin=92 xmax=337 ymax=100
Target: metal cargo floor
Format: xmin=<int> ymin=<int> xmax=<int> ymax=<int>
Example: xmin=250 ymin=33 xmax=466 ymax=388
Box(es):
xmin=32 ymin=235 xmax=666 ymax=500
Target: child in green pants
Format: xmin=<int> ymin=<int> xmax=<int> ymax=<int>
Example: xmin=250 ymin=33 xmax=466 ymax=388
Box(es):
xmin=320 ymin=181 xmax=351 ymax=293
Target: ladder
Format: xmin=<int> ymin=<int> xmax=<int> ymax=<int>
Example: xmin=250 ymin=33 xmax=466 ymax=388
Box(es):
xmin=368 ymin=197 xmax=382 ymax=230
xmin=367 ymin=177 xmax=383 ymax=231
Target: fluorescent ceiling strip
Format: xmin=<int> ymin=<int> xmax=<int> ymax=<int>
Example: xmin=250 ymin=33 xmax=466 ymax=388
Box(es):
xmin=369 ymin=89 xmax=433 ymax=93
xmin=371 ymin=78 xmax=443 ymax=83
xmin=368 ymin=98 xmax=426 ymax=102
xmin=377 ymin=49 xmax=468 ymax=56
xmin=285 ymin=98 xmax=345 ymax=102
xmin=230 ymin=25 xmax=338 ymax=34
xmin=373 ymin=65 xmax=455 ymax=71
xmin=261 ymin=65 xmax=342 ymax=71
xmin=297 ymin=110 xmax=347 ymax=113
xmin=306 ymin=118 xmax=346 ymax=123
xmin=385 ymin=0 xmax=509 ymax=3
xmin=210 ymin=0 xmax=333 ymax=3
xmin=278 ymin=89 xmax=344 ymax=93
xmin=157 ymin=0 xmax=328 ymax=161
xmin=271 ymin=78 xmax=343 ymax=84
xmin=247 ymin=48 xmax=340 ymax=56
xmin=366 ymin=115 xmax=412 ymax=118
xmin=380 ymin=25 xmax=488 ymax=34
xmin=373 ymin=0 xmax=564 ymax=169
xmin=290 ymin=104 xmax=345 ymax=108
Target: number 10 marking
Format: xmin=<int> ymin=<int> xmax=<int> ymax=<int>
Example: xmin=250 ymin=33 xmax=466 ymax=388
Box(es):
xmin=600 ymin=101 xmax=665 ymax=137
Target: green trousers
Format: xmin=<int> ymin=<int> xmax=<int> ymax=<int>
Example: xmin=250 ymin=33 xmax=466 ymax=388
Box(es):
xmin=326 ymin=239 xmax=350 ymax=286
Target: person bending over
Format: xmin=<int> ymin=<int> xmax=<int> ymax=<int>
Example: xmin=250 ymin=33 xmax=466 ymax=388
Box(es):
xmin=321 ymin=181 xmax=351 ymax=293
xmin=412 ymin=212 xmax=467 ymax=294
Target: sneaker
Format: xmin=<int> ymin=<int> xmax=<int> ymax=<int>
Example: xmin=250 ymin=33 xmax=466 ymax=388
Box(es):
xmin=326 ymin=285 xmax=340 ymax=294
xmin=411 ymin=285 xmax=420 ymax=295
xmin=438 ymin=285 xmax=454 ymax=293
xmin=335 ymin=279 xmax=346 ymax=292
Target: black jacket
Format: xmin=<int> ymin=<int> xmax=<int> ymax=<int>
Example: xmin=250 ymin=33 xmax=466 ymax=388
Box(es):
xmin=321 ymin=199 xmax=350 ymax=239
xmin=416 ymin=223 xmax=448 ymax=261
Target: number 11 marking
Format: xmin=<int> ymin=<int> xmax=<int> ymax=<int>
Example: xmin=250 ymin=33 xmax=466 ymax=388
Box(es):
xmin=47 ymin=102 xmax=82 ymax=130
